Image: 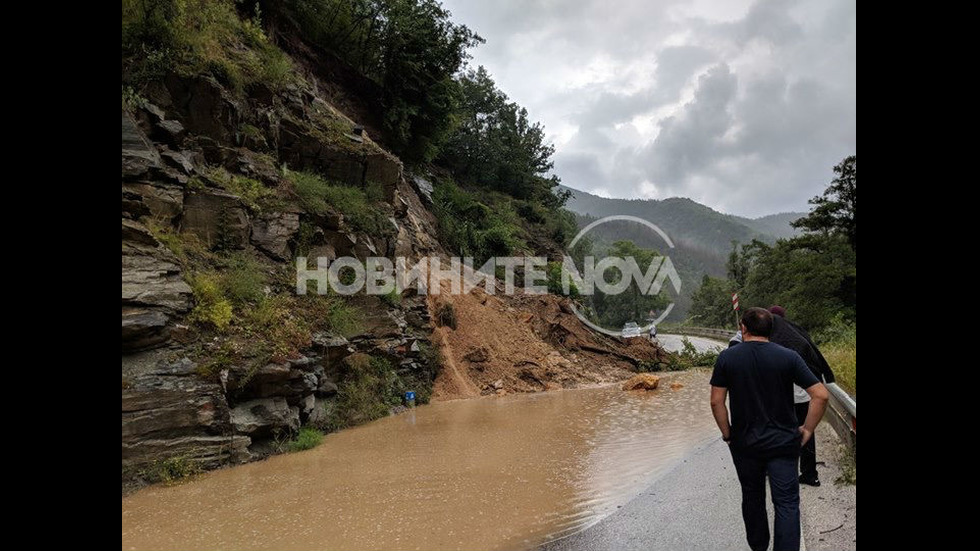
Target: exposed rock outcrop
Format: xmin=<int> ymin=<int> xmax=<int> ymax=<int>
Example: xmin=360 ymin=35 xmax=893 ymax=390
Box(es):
xmin=122 ymin=358 xmax=250 ymax=477
xmin=180 ymin=190 xmax=251 ymax=250
xmin=251 ymin=210 xmax=300 ymax=260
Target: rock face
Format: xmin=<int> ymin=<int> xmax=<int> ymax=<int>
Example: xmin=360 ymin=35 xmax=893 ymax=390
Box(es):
xmin=230 ymin=398 xmax=301 ymax=437
xmin=120 ymin=54 xmax=452 ymax=492
xmin=227 ymin=362 xmax=319 ymax=405
xmin=122 ymin=182 xmax=184 ymax=221
xmin=121 ymin=309 xmax=171 ymax=351
xmin=622 ymin=373 xmax=662 ymax=391
xmin=122 ymin=359 xmax=251 ymax=476
xmin=251 ymin=211 xmax=300 ymax=260
xmin=181 ymin=190 xmax=251 ymax=250
xmin=121 ymin=219 xmax=192 ymax=352
xmin=122 ymin=110 xmax=162 ymax=177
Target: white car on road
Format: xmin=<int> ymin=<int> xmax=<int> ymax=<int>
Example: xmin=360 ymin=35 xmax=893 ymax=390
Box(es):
xmin=621 ymin=322 xmax=642 ymax=338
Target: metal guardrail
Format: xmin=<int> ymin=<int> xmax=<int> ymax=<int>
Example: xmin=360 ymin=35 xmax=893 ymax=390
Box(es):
xmin=665 ymin=325 xmax=857 ymax=449
xmin=661 ymin=326 xmax=734 ymax=341
xmin=825 ymin=382 xmax=856 ymax=449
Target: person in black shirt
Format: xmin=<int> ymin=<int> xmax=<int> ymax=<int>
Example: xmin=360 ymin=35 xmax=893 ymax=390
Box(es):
xmin=768 ymin=305 xmax=836 ymax=487
xmin=710 ymin=307 xmax=829 ymax=551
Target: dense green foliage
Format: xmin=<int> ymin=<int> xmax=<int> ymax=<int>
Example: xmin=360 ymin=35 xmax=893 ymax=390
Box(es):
xmin=284 ymin=0 xmax=482 ymax=163
xmin=438 ymin=67 xmax=565 ymax=205
xmin=813 ymin=316 xmax=856 ymax=395
xmin=586 ymin=241 xmax=671 ymax=328
xmin=792 ymin=155 xmax=856 ymax=251
xmin=324 ymin=354 xmax=435 ymax=430
xmin=689 ymin=156 xmax=857 ymax=332
xmin=668 ymin=338 xmax=720 ymax=370
xmin=431 ymin=179 xmax=525 ymax=263
xmin=122 ymin=0 xmax=294 ymax=92
xmin=286 ymin=169 xmax=394 ymax=236
xmin=689 ymin=274 xmax=737 ymax=328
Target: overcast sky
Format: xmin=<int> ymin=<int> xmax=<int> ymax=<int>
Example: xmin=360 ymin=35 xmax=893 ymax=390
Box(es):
xmin=441 ymin=0 xmax=856 ymax=218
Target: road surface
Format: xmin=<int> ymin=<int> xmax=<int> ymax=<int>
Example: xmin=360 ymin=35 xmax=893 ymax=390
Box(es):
xmin=657 ymin=334 xmax=727 ymax=354
xmin=540 ymin=437 xmax=751 ymax=551
xmin=540 ymin=423 xmax=856 ymax=551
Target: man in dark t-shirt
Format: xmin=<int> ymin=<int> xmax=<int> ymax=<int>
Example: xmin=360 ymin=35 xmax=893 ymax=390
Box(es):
xmin=768 ymin=305 xmax=836 ymax=487
xmin=710 ymin=307 xmax=829 ymax=551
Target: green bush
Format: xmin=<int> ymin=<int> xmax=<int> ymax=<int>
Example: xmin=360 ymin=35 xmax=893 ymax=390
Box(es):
xmin=324 ymin=298 xmax=363 ymax=337
xmin=188 ymin=272 xmax=234 ymax=330
xmin=814 ymin=316 xmax=856 ymax=395
xmin=287 ymin=427 xmax=324 ymax=452
xmin=287 ymin=169 xmax=393 ymax=236
xmin=141 ymin=456 xmax=201 ymax=484
xmin=432 ymin=178 xmax=526 ymax=263
xmin=664 ymin=337 xmax=719 ymax=371
xmin=122 ymin=0 xmax=296 ymax=92
xmin=207 ymin=167 xmax=276 ymax=213
xmin=381 ymin=287 xmax=402 ymax=308
xmin=220 ymin=253 xmax=267 ymax=306
xmin=546 ymin=261 xmax=580 ymax=298
xmin=327 ymin=354 xmax=399 ymax=430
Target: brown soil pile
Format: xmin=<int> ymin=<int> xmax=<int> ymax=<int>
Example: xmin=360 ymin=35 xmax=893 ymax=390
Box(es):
xmin=428 ymin=280 xmax=670 ymax=400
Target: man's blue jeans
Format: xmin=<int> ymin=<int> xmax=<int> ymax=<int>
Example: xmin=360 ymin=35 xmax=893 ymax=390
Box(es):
xmin=729 ymin=448 xmax=801 ymax=551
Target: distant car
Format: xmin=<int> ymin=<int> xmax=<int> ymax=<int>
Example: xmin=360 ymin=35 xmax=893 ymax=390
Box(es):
xmin=622 ymin=322 xmax=642 ymax=338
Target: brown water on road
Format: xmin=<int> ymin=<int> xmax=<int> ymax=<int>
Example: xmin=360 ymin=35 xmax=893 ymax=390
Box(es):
xmin=121 ymin=369 xmax=716 ymax=550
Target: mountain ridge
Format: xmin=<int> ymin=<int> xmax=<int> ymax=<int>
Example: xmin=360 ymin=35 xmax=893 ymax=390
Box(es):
xmin=558 ymin=184 xmax=805 ymax=241
xmin=557 ymin=184 xmax=805 ymax=321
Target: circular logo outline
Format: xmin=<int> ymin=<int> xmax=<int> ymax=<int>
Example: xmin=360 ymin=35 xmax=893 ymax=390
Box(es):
xmin=564 ymin=215 xmax=680 ymax=337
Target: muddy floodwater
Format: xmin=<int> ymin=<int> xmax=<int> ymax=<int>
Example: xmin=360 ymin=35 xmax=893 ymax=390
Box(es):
xmin=122 ymin=369 xmax=716 ymax=550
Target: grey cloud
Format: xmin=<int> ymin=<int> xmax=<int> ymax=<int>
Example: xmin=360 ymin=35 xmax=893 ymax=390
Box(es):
xmin=645 ymin=64 xmax=737 ymax=184
xmin=443 ymin=0 xmax=856 ymax=217
xmin=735 ymin=0 xmax=805 ymax=46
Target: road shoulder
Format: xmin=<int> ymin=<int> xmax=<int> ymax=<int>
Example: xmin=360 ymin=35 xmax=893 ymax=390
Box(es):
xmin=800 ymin=422 xmax=856 ymax=550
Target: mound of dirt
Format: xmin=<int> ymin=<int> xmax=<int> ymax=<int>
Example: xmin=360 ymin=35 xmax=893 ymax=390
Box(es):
xmin=428 ymin=280 xmax=670 ymax=400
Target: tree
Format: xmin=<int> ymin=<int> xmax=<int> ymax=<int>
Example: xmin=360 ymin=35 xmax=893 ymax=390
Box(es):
xmin=743 ymin=234 xmax=855 ymax=330
xmin=438 ymin=66 xmax=562 ymax=203
xmin=586 ymin=241 xmax=670 ymax=328
xmin=283 ymin=0 xmax=483 ymax=164
xmin=690 ymin=275 xmax=737 ymax=329
xmin=793 ymin=155 xmax=856 ymax=251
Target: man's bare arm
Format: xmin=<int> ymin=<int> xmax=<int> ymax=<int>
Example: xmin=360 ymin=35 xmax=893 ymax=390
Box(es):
xmin=800 ymin=382 xmax=829 ymax=445
xmin=710 ymin=386 xmax=731 ymax=441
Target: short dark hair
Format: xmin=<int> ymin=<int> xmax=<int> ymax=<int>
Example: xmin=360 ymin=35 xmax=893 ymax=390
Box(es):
xmin=741 ymin=307 xmax=773 ymax=337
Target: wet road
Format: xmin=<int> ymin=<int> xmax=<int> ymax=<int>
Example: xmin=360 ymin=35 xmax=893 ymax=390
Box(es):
xmin=540 ymin=437 xmax=754 ymax=551
xmin=657 ymin=334 xmax=727 ymax=354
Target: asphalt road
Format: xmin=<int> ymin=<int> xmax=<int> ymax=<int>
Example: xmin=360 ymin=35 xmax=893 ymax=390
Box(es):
xmin=540 ymin=423 xmax=856 ymax=551
xmin=540 ymin=437 xmax=758 ymax=551
xmin=657 ymin=334 xmax=727 ymax=354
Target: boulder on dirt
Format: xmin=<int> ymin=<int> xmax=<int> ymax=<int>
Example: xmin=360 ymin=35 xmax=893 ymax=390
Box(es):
xmin=622 ymin=373 xmax=661 ymax=391
xmin=670 ymin=382 xmax=684 ymax=390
